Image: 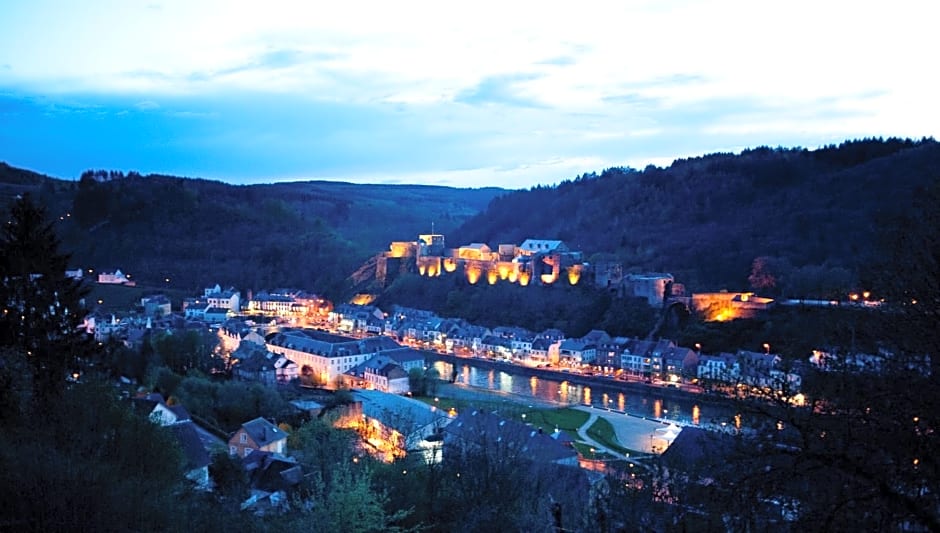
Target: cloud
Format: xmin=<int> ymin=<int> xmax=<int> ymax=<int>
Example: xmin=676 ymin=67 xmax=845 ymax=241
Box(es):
xmin=537 ymin=56 xmax=577 ymax=67
xmin=135 ymin=100 xmax=160 ymax=110
xmin=455 ymin=73 xmax=546 ymax=108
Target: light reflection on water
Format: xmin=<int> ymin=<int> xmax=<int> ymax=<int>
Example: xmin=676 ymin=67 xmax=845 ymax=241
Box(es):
xmin=430 ymin=361 xmax=728 ymax=425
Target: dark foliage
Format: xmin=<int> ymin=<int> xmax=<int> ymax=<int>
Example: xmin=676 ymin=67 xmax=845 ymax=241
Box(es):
xmin=452 ymin=138 xmax=939 ymax=292
xmin=0 ymin=166 xmax=502 ymax=300
xmin=694 ymin=178 xmax=940 ymax=531
xmin=0 ymin=194 xmax=93 ymax=404
xmin=375 ymin=272 xmax=657 ymax=338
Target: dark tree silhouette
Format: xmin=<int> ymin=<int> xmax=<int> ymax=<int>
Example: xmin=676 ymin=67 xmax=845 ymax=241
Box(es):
xmin=0 ymin=194 xmax=92 ymax=404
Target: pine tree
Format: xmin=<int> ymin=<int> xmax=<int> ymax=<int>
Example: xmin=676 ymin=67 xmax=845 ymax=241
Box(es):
xmin=0 ymin=194 xmax=92 ymax=403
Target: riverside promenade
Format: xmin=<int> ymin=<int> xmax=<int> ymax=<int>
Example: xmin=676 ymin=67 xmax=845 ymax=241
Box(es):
xmin=433 ymin=381 xmax=675 ymax=455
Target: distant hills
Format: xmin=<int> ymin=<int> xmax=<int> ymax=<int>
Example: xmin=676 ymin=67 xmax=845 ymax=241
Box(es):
xmin=3 ymin=137 xmax=937 ymax=302
xmin=0 ymin=163 xmax=502 ymax=297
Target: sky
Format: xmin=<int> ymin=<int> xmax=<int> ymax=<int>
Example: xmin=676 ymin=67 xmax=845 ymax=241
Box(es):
xmin=1 ymin=0 xmax=937 ymax=189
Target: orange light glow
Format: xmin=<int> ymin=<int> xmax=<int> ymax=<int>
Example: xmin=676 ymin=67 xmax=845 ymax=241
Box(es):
xmin=350 ymin=294 xmax=375 ymax=305
xmin=540 ymin=272 xmax=557 ymax=284
xmin=418 ymin=264 xmax=427 ymax=275
xmin=518 ymin=271 xmax=530 ymax=286
xmin=388 ymin=242 xmax=411 ymax=258
xmin=567 ymin=265 xmax=582 ymax=285
xmin=507 ymin=269 xmax=518 ymax=283
xmin=707 ymin=305 xmax=741 ymax=322
xmin=487 ymin=269 xmax=498 ymax=285
xmin=497 ymin=263 xmax=511 ymax=280
xmin=466 ymin=266 xmax=481 ymax=284
xmin=443 ymin=258 xmax=457 ymax=273
xmin=692 ymin=405 xmax=700 ymax=425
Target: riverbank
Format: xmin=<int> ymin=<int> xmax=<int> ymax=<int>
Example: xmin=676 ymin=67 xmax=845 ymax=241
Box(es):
xmin=432 ymin=381 xmax=560 ymax=409
xmin=427 ymin=352 xmax=726 ymax=407
xmin=433 ymin=380 xmax=673 ymax=454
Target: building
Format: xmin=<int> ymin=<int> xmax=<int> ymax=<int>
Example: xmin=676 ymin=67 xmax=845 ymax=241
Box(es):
xmin=229 ymin=418 xmax=287 ymax=459
xmin=266 ymin=329 xmax=403 ymax=385
xmin=692 ymin=291 xmax=775 ymax=321
xmin=558 ymin=338 xmax=597 ymax=366
xmin=246 ymin=291 xmax=307 ymax=317
xmin=625 ymin=273 xmax=675 ymax=306
xmin=203 ymin=284 xmax=241 ymax=312
xmin=518 ymin=239 xmax=570 ymax=255
xmin=97 ymin=269 xmax=133 ymax=285
xmin=141 ymin=294 xmax=171 ymax=317
xmin=203 ymin=306 xmax=230 ymax=324
xmin=363 ymin=362 xmax=410 ymax=394
xmin=333 ymin=390 xmax=453 ymax=462
xmin=444 ymin=409 xmax=579 ymax=467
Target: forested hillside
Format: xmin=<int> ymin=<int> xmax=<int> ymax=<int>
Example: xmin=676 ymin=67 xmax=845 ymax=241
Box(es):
xmin=4 ymin=138 xmax=937 ymax=301
xmin=452 ymin=138 xmax=940 ymax=292
xmin=0 ymin=164 xmax=501 ymax=297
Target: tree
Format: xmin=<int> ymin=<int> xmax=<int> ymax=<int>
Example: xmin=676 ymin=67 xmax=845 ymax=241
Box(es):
xmin=0 ymin=194 xmax=92 ymax=404
xmin=748 ymin=256 xmax=780 ymax=292
xmin=709 ymin=181 xmax=940 ymax=531
xmin=0 ymin=380 xmax=190 ymax=532
xmin=408 ymin=367 xmax=427 ymax=396
xmin=208 ymin=450 xmax=249 ymax=502
xmin=151 ymin=329 xmax=220 ymax=375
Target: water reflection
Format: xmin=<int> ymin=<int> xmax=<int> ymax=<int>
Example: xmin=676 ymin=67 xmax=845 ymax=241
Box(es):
xmin=431 ymin=360 xmax=721 ymax=424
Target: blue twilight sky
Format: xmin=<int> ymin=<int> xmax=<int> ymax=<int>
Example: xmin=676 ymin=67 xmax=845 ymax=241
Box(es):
xmin=1 ymin=1 xmax=937 ymax=189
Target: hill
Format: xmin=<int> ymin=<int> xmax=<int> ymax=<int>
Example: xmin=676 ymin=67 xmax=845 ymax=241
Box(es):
xmin=0 ymin=164 xmax=502 ymax=298
xmin=451 ymin=138 xmax=940 ymax=294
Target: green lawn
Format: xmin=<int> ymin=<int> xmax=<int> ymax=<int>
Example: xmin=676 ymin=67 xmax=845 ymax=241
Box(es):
xmin=585 ymin=417 xmax=636 ymax=456
xmin=86 ymin=283 xmax=193 ymax=314
xmin=414 ymin=395 xmax=588 ymax=435
xmin=522 ymin=408 xmax=589 ymax=434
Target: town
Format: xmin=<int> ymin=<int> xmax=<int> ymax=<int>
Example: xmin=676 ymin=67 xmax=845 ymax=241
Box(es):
xmin=68 ymin=232 xmax=910 ymax=520
xmin=4 ymin=189 xmax=934 ymax=531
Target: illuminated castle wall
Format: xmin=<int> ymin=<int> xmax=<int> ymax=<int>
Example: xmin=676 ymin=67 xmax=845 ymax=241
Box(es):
xmin=384 ymin=234 xmax=586 ymax=287
xmin=692 ymin=291 xmax=775 ymax=321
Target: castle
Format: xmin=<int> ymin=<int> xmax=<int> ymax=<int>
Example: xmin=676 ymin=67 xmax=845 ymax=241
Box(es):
xmin=377 ymin=234 xmax=588 ymax=288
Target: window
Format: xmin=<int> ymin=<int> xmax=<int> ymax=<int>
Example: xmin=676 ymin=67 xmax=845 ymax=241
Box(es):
xmin=229 ymin=445 xmax=237 ymax=455
xmin=240 ymin=432 xmax=247 ymax=443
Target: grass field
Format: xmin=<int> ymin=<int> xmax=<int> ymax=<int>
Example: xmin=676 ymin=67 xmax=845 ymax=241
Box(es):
xmin=85 ymin=283 xmax=193 ymax=314
xmin=586 ymin=416 xmax=637 ymax=455
xmin=416 ymin=384 xmax=589 ymax=434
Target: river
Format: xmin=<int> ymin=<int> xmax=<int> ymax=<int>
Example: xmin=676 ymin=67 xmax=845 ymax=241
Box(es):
xmin=429 ymin=360 xmax=736 ymax=427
